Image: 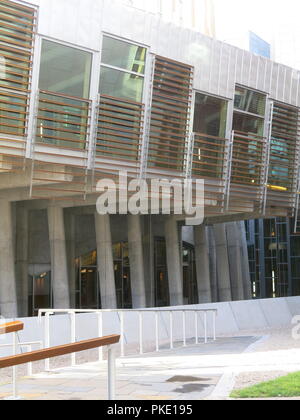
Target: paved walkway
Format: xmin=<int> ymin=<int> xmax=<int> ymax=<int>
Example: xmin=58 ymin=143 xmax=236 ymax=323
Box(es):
xmin=0 ymin=334 xmax=300 ymax=400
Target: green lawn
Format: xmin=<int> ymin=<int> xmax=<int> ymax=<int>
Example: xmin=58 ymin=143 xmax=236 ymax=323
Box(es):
xmin=231 ymin=372 xmax=300 ymax=399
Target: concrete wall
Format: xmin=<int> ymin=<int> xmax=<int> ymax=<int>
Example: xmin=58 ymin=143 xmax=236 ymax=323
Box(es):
xmin=1 ymin=297 xmax=299 ymax=358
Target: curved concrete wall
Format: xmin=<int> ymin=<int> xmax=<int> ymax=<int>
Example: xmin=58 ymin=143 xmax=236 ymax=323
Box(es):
xmin=1 ymin=297 xmax=299 ymax=359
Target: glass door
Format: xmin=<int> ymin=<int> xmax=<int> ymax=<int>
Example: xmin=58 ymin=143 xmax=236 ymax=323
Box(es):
xmin=28 ymin=271 xmax=52 ymax=317
xmin=79 ymin=267 xmax=99 ymax=309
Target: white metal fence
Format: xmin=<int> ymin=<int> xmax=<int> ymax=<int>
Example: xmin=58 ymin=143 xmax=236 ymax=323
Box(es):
xmin=38 ymin=308 xmax=218 ymax=370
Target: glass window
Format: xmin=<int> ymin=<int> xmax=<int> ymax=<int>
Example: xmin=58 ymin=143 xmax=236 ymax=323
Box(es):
xmin=193 ymin=93 xmax=228 ymax=138
xmin=39 ymin=40 xmax=92 ymax=99
xmin=99 ymin=66 xmax=144 ymax=102
xmin=234 ymin=86 xmax=266 ymax=116
xmin=102 ymin=36 xmax=146 ymax=74
xmin=233 ymin=112 xmax=264 ymax=136
xmin=99 ymin=36 xmax=146 ymax=103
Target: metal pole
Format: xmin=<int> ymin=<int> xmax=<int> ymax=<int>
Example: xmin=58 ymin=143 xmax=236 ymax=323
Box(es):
xmin=213 ymin=311 xmax=217 ymax=341
xmin=26 ymin=345 xmax=33 ymax=377
xmin=97 ymin=312 xmax=104 ymax=361
xmin=120 ymin=312 xmax=125 ymax=357
xmin=195 ymin=311 xmax=198 ymax=345
xmin=204 ymin=312 xmax=208 ymax=344
xmin=139 ymin=312 xmax=143 ymax=355
xmin=170 ymin=311 xmax=173 ymax=350
xmin=12 ymin=332 xmax=18 ymax=399
xmin=107 ymin=346 xmax=116 ymax=400
xmin=45 ymin=312 xmax=51 ymax=371
xmin=69 ymin=312 xmax=76 ymax=366
xmin=155 ymin=311 xmax=159 ymax=352
xmin=182 ymin=311 xmax=186 ymax=347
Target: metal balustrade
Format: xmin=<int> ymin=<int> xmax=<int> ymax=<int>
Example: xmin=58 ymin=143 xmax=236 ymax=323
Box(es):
xmin=38 ymin=308 xmax=217 ymax=369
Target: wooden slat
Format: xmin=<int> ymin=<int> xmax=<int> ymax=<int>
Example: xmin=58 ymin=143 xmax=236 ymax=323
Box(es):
xmin=148 ymin=55 xmax=193 ymax=172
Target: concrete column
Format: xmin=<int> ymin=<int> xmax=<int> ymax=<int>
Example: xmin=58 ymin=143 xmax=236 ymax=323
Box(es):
xmin=194 ymin=225 xmax=212 ymax=303
xmin=213 ymin=224 xmax=232 ymax=302
xmin=65 ymin=213 xmax=76 ymax=308
xmin=16 ymin=204 xmax=29 ymax=317
xmin=165 ymin=216 xmax=183 ymax=306
xmin=0 ymin=200 xmax=18 ymax=318
xmin=143 ymin=216 xmax=155 ymax=307
xmin=237 ymin=221 xmax=252 ymax=300
xmin=226 ymin=222 xmax=245 ymax=301
xmin=48 ymin=206 xmax=70 ymax=309
xmin=95 ymin=214 xmax=117 ymax=309
xmin=208 ymin=226 xmax=218 ymax=302
xmin=128 ymin=215 xmax=146 ymax=308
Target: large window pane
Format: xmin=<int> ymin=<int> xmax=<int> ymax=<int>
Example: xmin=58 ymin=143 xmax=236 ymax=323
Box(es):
xmin=102 ymin=36 xmax=146 ymax=74
xmin=39 ymin=40 xmax=92 ymax=99
xmin=99 ymin=66 xmax=144 ymax=102
xmin=233 ymin=112 xmax=264 ymax=136
xmin=234 ymin=86 xmax=266 ymax=116
xmin=193 ymin=93 xmax=227 ymax=137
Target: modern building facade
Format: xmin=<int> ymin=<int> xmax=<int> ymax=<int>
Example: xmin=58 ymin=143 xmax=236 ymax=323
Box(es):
xmin=246 ymin=217 xmax=300 ymax=299
xmin=1 ymin=0 xmax=300 ymax=318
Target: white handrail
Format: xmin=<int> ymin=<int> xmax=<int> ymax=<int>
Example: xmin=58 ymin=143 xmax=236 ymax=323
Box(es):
xmin=38 ymin=307 xmax=218 ymax=368
xmin=0 ymin=341 xmax=43 ymax=377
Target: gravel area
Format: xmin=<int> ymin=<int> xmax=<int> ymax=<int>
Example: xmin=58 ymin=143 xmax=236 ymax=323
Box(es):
xmin=234 ymin=371 xmax=288 ymax=390
xmin=232 ymin=326 xmax=300 ymax=393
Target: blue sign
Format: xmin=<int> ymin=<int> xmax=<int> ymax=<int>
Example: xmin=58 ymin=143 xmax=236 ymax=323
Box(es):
xmin=249 ymin=32 xmax=271 ymax=59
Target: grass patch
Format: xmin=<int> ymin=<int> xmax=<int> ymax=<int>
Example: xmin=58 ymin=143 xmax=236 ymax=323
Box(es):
xmin=231 ymin=372 xmax=300 ymax=399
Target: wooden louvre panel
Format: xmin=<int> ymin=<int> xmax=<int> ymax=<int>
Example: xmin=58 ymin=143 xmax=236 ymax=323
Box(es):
xmin=31 ymin=90 xmax=92 ymax=201
xmin=36 ymin=90 xmax=90 ymax=151
xmin=228 ymin=131 xmax=267 ymax=213
xmin=147 ymin=56 xmax=193 ymax=174
xmin=267 ymin=102 xmax=300 ymax=211
xmin=96 ymin=95 xmax=144 ymax=164
xmin=192 ymin=132 xmax=227 ymax=214
xmin=0 ymin=0 xmax=36 ymax=172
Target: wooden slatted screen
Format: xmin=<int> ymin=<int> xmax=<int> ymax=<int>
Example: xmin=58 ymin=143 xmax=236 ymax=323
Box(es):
xmin=0 ymin=0 xmax=36 ymax=173
xmin=192 ymin=132 xmax=227 ymax=214
xmin=93 ymin=94 xmax=144 ymax=187
xmin=30 ymin=91 xmax=92 ymax=201
xmin=147 ymin=56 xmax=193 ymax=174
xmin=228 ymin=131 xmax=267 ymax=213
xmin=96 ymin=95 xmax=144 ymax=164
xmin=267 ymin=102 xmax=300 ymax=212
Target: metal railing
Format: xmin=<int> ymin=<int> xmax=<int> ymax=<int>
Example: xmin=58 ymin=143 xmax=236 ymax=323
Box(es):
xmin=0 ymin=341 xmax=42 ymax=377
xmin=0 ymin=322 xmax=24 ymax=400
xmin=38 ymin=308 xmax=218 ymax=367
xmin=0 ymin=334 xmax=120 ymax=401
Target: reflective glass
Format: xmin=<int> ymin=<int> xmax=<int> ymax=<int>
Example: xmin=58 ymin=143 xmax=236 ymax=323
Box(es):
xmin=193 ymin=93 xmax=228 ymax=137
xmin=39 ymin=40 xmax=92 ymax=99
xmin=102 ymin=36 xmax=146 ymax=74
xmin=99 ymin=66 xmax=144 ymax=102
xmin=234 ymin=86 xmax=266 ymax=116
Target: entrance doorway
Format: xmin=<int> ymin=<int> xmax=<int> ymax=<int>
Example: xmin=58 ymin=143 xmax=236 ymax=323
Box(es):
xmin=113 ymin=242 xmax=132 ymax=309
xmin=28 ymin=271 xmax=52 ymax=316
xmin=76 ymin=251 xmax=100 ymax=309
xmin=154 ymin=238 xmax=170 ymax=307
xmin=183 ymin=243 xmax=198 ymax=305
